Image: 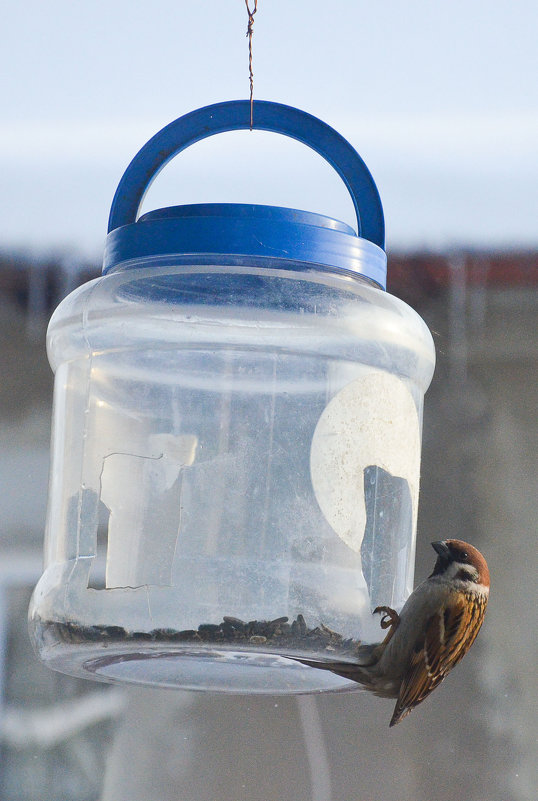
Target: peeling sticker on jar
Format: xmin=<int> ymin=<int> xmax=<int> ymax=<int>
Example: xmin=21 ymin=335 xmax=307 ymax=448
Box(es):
xmin=310 ymin=371 xmax=421 ymax=556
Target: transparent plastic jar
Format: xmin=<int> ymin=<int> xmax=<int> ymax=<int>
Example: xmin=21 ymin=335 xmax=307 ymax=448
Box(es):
xmin=29 ymin=101 xmax=435 ymax=693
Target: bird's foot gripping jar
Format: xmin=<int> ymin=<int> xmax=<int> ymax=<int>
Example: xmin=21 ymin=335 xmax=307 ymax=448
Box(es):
xmin=29 ymin=101 xmax=435 ymax=693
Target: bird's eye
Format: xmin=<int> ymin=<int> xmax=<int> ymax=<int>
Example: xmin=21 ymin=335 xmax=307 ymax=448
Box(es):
xmin=450 ymin=547 xmax=469 ymax=562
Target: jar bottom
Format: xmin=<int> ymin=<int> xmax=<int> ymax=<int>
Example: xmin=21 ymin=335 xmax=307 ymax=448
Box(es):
xmin=34 ymin=637 xmax=363 ymax=693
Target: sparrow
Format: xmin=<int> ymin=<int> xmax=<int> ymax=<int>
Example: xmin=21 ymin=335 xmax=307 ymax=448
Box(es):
xmin=303 ymin=539 xmax=490 ymax=727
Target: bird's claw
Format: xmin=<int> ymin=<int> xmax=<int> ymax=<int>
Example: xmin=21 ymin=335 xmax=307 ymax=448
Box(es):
xmin=374 ymin=605 xmax=400 ymax=632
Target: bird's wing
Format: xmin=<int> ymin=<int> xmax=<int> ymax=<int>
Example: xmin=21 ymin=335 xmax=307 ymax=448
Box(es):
xmin=390 ymin=592 xmax=486 ymax=727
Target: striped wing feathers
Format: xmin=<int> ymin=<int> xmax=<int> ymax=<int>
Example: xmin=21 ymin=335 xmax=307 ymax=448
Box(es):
xmin=390 ymin=592 xmax=486 ymax=727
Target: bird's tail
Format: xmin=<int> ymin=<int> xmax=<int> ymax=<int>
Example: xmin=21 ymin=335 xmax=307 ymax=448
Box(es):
xmin=291 ymin=642 xmax=383 ymax=687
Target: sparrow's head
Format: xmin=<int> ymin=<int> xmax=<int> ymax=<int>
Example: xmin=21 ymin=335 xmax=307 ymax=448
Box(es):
xmin=430 ymin=539 xmax=490 ymax=590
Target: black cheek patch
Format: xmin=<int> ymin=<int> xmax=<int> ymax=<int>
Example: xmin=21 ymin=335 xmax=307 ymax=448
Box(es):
xmin=455 ymin=568 xmax=473 ymax=581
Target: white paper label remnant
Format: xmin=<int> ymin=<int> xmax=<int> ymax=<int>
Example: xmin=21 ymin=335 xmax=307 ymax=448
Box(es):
xmin=310 ymin=371 xmax=421 ymax=553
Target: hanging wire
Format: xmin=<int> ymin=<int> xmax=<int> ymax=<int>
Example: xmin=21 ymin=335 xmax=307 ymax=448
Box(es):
xmin=245 ymin=0 xmax=258 ymax=129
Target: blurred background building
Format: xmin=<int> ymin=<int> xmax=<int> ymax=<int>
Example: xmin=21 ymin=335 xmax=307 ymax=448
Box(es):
xmin=0 ymin=249 xmax=536 ymax=800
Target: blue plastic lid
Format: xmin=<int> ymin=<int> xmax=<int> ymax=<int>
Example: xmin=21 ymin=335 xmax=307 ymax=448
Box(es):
xmin=103 ymin=101 xmax=387 ymax=289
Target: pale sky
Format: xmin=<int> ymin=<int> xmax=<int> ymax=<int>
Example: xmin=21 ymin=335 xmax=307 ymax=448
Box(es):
xmin=1 ymin=0 xmax=537 ymax=258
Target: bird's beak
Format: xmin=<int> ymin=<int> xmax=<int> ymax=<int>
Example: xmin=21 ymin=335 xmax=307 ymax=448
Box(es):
xmin=432 ymin=540 xmax=451 ymax=561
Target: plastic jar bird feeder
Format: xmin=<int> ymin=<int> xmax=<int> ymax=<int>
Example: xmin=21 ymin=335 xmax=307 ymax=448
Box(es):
xmin=29 ymin=100 xmax=435 ymax=693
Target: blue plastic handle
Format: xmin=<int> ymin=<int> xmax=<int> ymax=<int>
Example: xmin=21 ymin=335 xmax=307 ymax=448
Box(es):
xmin=107 ymin=100 xmax=385 ymax=249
